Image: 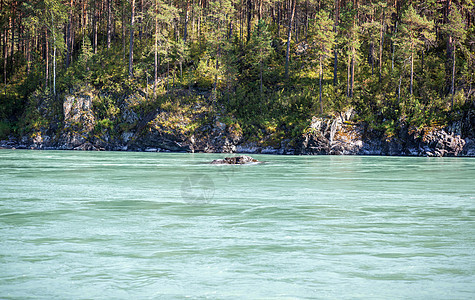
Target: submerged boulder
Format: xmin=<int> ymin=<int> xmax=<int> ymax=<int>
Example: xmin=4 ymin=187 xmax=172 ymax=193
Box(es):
xmin=211 ymin=155 xmax=259 ymax=165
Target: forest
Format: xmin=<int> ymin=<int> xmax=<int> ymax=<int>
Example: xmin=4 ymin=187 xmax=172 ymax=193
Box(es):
xmin=0 ymin=0 xmax=474 ymax=144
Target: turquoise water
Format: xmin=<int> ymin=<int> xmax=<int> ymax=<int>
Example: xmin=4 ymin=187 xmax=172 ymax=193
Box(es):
xmin=0 ymin=150 xmax=474 ymax=299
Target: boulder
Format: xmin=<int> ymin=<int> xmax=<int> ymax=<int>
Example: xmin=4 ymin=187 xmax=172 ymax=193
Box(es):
xmin=421 ymin=129 xmax=465 ymax=156
xmin=211 ymin=155 xmax=259 ymax=165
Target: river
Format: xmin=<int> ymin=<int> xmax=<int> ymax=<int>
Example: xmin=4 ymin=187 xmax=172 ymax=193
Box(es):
xmin=0 ymin=150 xmax=474 ymax=299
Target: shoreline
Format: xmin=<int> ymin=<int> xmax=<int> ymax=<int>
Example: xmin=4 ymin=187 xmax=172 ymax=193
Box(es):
xmin=3 ymin=95 xmax=472 ymax=158
xmin=1 ymin=142 xmax=474 ymax=157
xmin=2 ymin=105 xmax=473 ymax=157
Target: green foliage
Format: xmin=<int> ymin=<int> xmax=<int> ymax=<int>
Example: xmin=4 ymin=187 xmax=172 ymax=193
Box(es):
xmin=308 ymin=11 xmax=336 ymax=64
xmin=95 ymin=118 xmax=114 ymax=133
xmin=16 ymin=90 xmax=61 ymax=136
xmin=441 ymin=6 xmax=467 ymax=47
xmin=397 ymin=5 xmax=435 ymax=56
xmin=0 ymin=121 xmax=11 ymax=139
xmin=1 ymin=0 xmax=474 ymax=143
xmin=93 ymin=96 xmax=120 ymax=121
xmin=246 ymin=21 xmax=273 ymax=70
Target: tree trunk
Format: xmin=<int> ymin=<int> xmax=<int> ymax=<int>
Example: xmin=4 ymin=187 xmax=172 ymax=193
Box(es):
xmin=294 ymin=5 xmax=298 ymax=44
xmin=451 ymin=43 xmax=455 ymax=108
xmin=0 ymin=0 xmax=3 ymax=84
xmin=197 ymin=0 xmax=201 ymax=42
xmin=72 ymin=20 xmax=75 ymax=63
xmin=349 ymin=11 xmax=356 ymax=97
xmin=240 ymin=1 xmax=244 ymax=42
xmin=445 ymin=0 xmax=453 ymax=94
xmin=285 ymin=0 xmax=296 ymax=79
xmin=319 ymin=58 xmax=323 ymax=114
xmin=93 ymin=0 xmax=97 ymax=54
xmin=11 ymin=12 xmax=14 ymax=66
xmin=398 ymin=73 xmax=402 ymax=102
xmin=45 ymin=28 xmax=49 ymax=89
xmin=17 ymin=11 xmax=22 ymax=58
xmin=213 ymin=44 xmax=220 ymax=97
xmin=154 ymin=0 xmax=158 ymax=97
xmin=392 ymin=22 xmax=397 ymax=72
xmin=410 ymin=46 xmax=413 ymax=96
xmin=66 ymin=0 xmax=73 ymax=68
xmin=82 ymin=0 xmax=87 ymax=29
xmin=347 ymin=52 xmax=351 ymax=97
xmin=139 ymin=0 xmax=143 ymax=40
xmin=333 ymin=0 xmax=339 ymax=86
xmin=3 ymin=26 xmax=7 ymax=85
xmin=304 ymin=0 xmax=308 ymax=36
xmin=107 ymin=0 xmax=112 ymax=49
xmin=52 ymin=15 xmax=56 ymax=95
xmin=122 ymin=4 xmax=126 ymax=59
xmin=350 ymin=52 xmax=355 ymax=98
xmin=53 ymin=40 xmax=56 ymax=95
xmin=379 ymin=11 xmax=384 ymax=83
xmin=247 ymin=0 xmax=252 ymax=43
xmin=184 ymin=1 xmax=189 ymax=42
xmin=277 ymin=1 xmax=280 ymax=37
xmin=26 ymin=34 xmax=30 ymax=74
xmin=258 ymin=0 xmax=262 ymax=21
xmin=129 ymin=0 xmax=135 ymax=78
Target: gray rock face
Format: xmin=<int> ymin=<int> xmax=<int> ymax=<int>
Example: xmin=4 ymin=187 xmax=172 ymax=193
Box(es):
xmin=211 ymin=155 xmax=259 ymax=165
xmin=59 ymin=94 xmax=96 ymax=149
xmin=297 ymin=108 xmax=474 ymax=157
xmin=421 ymin=129 xmax=465 ymax=157
xmin=299 ymin=109 xmax=365 ymax=155
xmin=463 ymin=138 xmax=475 ymax=156
xmin=63 ymin=95 xmax=94 ymax=124
xmin=6 ymin=91 xmax=474 ymax=157
xmin=188 ymin=116 xmax=242 ymax=153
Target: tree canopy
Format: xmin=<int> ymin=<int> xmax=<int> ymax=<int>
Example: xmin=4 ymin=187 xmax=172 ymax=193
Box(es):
xmin=0 ymin=0 xmax=474 ymax=141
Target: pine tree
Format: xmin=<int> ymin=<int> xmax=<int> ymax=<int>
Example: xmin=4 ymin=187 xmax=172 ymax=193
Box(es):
xmin=309 ymin=10 xmax=336 ymax=114
xmin=340 ymin=5 xmax=360 ymax=98
xmin=284 ymin=0 xmax=296 ymax=79
xmin=361 ymin=1 xmax=392 ymax=82
xmin=397 ymin=5 xmax=434 ymax=96
xmin=442 ymin=6 xmax=467 ymax=108
xmin=28 ymin=0 xmax=67 ymax=93
xmin=361 ymin=3 xmax=379 ymax=76
xmin=148 ymin=0 xmax=179 ymax=94
xmin=246 ymin=20 xmax=273 ymax=94
xmin=129 ymin=0 xmax=135 ymax=78
xmin=207 ymin=0 xmax=234 ymax=99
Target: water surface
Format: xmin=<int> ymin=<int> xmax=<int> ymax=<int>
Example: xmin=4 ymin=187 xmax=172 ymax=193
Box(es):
xmin=1 ymin=150 xmax=474 ymax=298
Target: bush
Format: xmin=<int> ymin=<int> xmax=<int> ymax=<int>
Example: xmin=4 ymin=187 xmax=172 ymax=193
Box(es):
xmin=0 ymin=121 xmax=11 ymax=139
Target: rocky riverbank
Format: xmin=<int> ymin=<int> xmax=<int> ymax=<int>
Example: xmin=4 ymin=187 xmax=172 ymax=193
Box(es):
xmin=1 ymin=91 xmax=474 ymax=157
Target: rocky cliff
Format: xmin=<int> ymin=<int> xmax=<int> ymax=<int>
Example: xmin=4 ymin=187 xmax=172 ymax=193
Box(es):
xmin=1 ymin=91 xmax=474 ymax=157
xmin=297 ymin=109 xmax=473 ymax=157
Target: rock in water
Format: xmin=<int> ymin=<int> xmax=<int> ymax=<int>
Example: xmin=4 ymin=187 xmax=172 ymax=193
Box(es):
xmin=211 ymin=155 xmax=259 ymax=165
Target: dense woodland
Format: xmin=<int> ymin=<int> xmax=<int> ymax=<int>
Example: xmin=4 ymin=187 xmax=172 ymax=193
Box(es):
xmin=0 ymin=0 xmax=474 ymax=141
